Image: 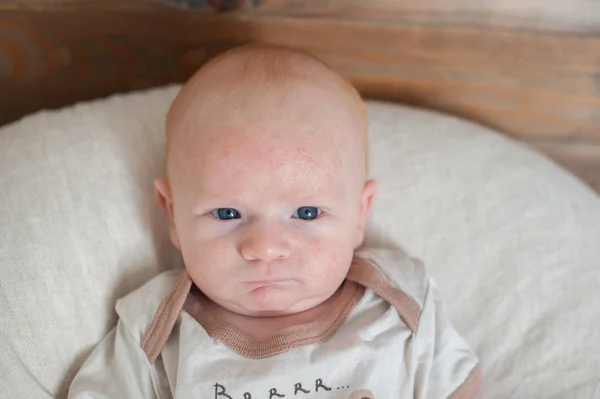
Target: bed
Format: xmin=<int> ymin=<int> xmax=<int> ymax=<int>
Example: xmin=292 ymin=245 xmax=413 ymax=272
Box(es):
xmin=1 ymin=1 xmax=600 ymax=398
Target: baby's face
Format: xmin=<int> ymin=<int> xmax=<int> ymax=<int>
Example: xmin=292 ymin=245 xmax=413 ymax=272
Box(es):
xmin=158 ymin=57 xmax=375 ymax=317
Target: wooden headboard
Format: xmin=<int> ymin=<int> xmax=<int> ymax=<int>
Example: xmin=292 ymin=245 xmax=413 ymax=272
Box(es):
xmin=1 ymin=0 xmax=599 ymax=192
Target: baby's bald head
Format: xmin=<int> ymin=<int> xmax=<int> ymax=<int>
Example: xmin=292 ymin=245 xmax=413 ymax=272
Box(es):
xmin=165 ymin=44 xmax=368 ymax=188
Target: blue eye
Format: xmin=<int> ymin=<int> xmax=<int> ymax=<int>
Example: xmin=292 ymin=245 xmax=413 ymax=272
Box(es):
xmin=293 ymin=206 xmax=321 ymax=221
xmin=210 ymin=208 xmax=241 ymax=220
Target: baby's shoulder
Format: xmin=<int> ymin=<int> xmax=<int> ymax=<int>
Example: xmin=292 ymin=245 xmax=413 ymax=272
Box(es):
xmin=354 ymin=247 xmax=428 ymax=310
xmin=114 ymin=269 xmax=184 ymax=340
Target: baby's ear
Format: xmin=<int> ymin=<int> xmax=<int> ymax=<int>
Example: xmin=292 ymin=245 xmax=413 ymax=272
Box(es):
xmin=154 ymin=179 xmax=181 ymax=250
xmin=355 ymin=179 xmax=377 ymax=248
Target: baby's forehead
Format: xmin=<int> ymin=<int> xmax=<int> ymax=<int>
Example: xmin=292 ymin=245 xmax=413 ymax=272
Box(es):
xmin=175 ymin=123 xmax=344 ymax=186
xmin=171 ymin=88 xmax=358 ymax=174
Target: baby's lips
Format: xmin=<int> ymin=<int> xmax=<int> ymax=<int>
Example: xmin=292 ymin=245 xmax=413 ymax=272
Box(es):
xmin=245 ymin=279 xmax=293 ymax=288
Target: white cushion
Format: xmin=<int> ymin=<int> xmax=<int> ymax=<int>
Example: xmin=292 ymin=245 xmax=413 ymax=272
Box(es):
xmin=1 ymin=86 xmax=599 ymax=398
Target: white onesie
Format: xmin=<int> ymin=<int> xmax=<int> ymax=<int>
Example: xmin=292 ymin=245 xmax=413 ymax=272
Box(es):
xmin=69 ymin=247 xmax=480 ymax=398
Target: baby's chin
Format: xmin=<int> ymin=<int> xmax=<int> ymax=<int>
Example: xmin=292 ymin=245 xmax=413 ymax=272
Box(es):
xmin=225 ymin=286 xmax=329 ymax=317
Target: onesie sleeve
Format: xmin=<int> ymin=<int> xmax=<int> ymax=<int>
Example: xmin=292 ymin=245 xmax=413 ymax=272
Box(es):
xmin=68 ymin=319 xmax=168 ymax=399
xmin=413 ymin=278 xmax=481 ymax=399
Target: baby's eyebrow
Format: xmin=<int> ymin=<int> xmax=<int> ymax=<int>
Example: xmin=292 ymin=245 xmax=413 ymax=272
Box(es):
xmin=191 ymin=193 xmax=237 ymax=206
xmin=193 ymin=179 xmax=344 ymax=202
xmin=193 ymin=192 xmax=337 ymax=206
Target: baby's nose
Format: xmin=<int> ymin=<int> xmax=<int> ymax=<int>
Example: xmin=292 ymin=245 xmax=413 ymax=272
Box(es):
xmin=239 ymin=222 xmax=291 ymax=263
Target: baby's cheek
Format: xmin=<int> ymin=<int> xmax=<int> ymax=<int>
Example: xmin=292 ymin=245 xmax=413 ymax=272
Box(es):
xmin=305 ymin=239 xmax=353 ymax=283
xmin=182 ymin=238 xmax=231 ymax=287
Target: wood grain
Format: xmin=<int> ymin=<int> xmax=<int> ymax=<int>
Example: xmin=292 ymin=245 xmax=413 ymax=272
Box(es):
xmin=0 ymin=1 xmax=599 ymax=193
xmin=4 ymin=0 xmax=600 ymax=33
xmin=0 ymin=5 xmax=599 ymax=140
xmin=241 ymin=0 xmax=600 ymax=33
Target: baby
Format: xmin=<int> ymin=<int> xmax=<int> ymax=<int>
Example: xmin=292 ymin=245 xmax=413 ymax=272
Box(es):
xmin=69 ymin=44 xmax=480 ymax=398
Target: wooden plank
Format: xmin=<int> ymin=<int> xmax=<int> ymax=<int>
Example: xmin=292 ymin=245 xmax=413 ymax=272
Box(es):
xmin=0 ymin=8 xmax=599 ymax=142
xmin=3 ymin=0 xmax=600 ymax=33
xmin=247 ymin=0 xmax=600 ymax=33
xmin=528 ymin=139 xmax=600 ymax=194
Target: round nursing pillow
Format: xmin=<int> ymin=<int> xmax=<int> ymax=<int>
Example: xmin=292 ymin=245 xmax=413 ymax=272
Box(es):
xmin=1 ymin=86 xmax=599 ymax=398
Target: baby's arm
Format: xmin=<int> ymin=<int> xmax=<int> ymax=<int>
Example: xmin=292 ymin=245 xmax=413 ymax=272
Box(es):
xmin=68 ymin=319 xmax=166 ymax=399
xmin=413 ymin=278 xmax=481 ymax=398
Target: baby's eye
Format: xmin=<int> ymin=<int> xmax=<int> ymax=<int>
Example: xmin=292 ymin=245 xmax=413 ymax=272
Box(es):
xmin=210 ymin=208 xmax=241 ymax=220
xmin=292 ymin=206 xmax=321 ymax=221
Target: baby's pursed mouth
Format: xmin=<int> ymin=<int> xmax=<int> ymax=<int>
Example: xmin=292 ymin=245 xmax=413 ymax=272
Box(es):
xmin=247 ymin=279 xmax=290 ymax=284
xmin=244 ymin=279 xmax=295 ymax=289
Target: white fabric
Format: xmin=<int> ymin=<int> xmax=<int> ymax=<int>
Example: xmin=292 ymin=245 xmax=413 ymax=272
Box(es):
xmin=68 ymin=247 xmax=478 ymax=399
xmin=0 ymin=85 xmax=599 ymax=398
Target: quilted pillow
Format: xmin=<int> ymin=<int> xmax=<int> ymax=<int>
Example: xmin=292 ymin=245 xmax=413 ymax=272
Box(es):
xmin=1 ymin=86 xmax=599 ymax=398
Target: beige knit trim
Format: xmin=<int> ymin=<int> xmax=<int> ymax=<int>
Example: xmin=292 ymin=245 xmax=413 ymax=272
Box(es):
xmin=141 ymin=271 xmax=192 ymax=364
xmin=448 ymin=364 xmax=482 ymax=399
xmin=184 ymin=280 xmax=365 ymax=359
xmin=346 ymin=257 xmax=422 ymax=333
xmin=141 ymin=254 xmax=424 ymax=361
